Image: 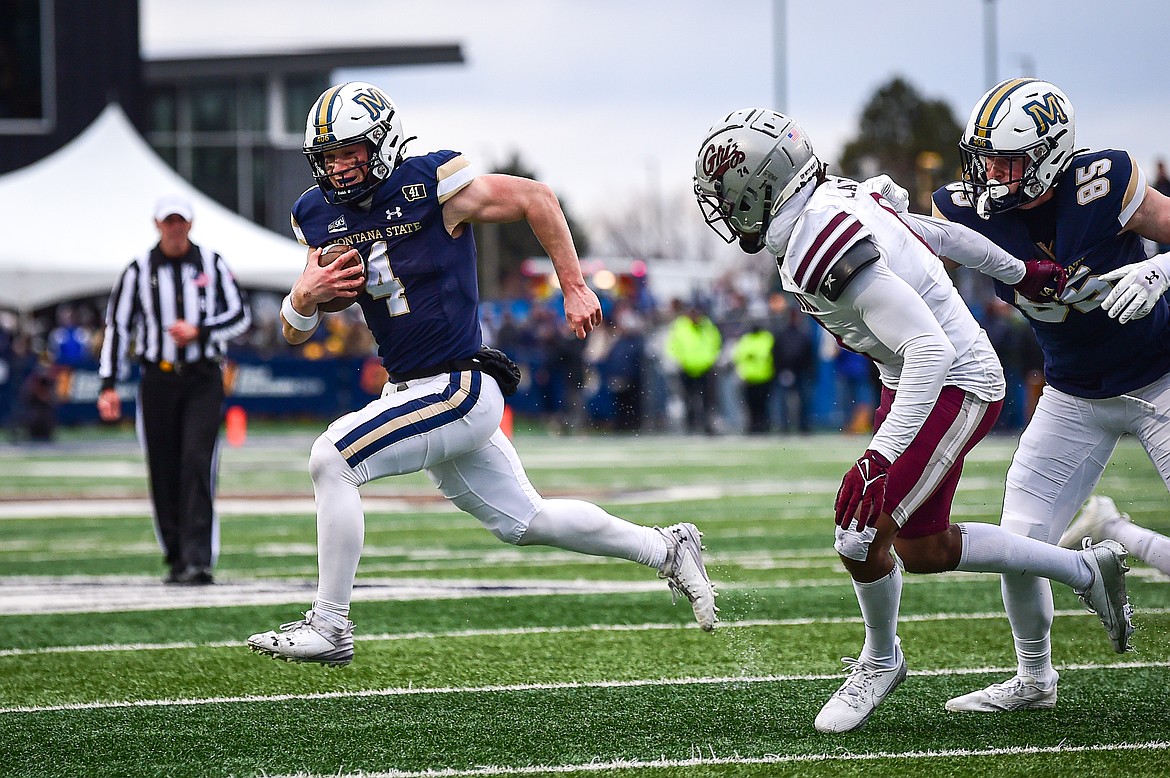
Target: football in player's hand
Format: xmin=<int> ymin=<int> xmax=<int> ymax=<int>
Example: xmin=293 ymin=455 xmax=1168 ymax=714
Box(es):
xmin=317 ymin=244 xmax=364 ymax=312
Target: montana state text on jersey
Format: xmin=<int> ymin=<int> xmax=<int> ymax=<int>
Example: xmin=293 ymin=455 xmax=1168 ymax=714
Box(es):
xmin=291 ymin=150 xmax=478 ymax=375
xmin=933 ymin=150 xmax=1168 ymax=398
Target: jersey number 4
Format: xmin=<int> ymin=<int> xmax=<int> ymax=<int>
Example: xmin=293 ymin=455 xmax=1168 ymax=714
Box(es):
xmin=365 ymin=240 xmax=409 ymax=316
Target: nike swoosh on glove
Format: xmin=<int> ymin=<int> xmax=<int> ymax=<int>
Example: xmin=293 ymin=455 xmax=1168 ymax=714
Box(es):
xmin=1014 ymin=259 xmax=1068 ymax=302
xmin=834 ymin=449 xmax=892 ymax=529
xmin=1100 ymin=259 xmax=1170 ymax=323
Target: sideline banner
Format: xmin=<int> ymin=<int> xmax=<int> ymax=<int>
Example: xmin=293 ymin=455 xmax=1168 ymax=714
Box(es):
xmin=42 ymin=356 xmax=387 ymax=425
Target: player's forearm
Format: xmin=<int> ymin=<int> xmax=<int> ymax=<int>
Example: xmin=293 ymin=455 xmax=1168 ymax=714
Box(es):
xmin=902 ymin=213 xmax=1026 ymax=284
xmin=868 ymin=334 xmax=952 ymax=463
xmin=280 ymin=293 xmax=320 ymax=345
xmin=527 ymin=190 xmax=588 ymax=293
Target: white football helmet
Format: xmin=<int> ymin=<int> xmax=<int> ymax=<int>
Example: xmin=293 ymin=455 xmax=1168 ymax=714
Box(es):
xmin=694 ymin=108 xmax=821 ymax=253
xmin=959 ymin=78 xmax=1076 ymax=218
xmin=304 ymin=81 xmax=407 ymax=204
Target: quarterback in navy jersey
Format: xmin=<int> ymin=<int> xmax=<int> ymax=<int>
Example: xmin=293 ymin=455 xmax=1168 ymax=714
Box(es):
xmin=291 ymin=149 xmax=483 ymax=376
xmin=931 ymin=78 xmax=1170 ymax=714
xmin=247 ymin=82 xmax=717 ymax=665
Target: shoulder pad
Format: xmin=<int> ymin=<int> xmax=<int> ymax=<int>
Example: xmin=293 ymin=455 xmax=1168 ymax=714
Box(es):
xmin=820 ymin=237 xmax=880 ymax=301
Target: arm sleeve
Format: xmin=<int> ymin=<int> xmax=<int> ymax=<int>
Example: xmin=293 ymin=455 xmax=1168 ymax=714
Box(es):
xmin=98 ymin=263 xmax=140 ymax=391
xmin=899 ymin=212 xmax=1026 ymax=285
xmin=201 ymin=253 xmax=252 ymax=342
xmin=836 ymin=262 xmax=956 ymax=462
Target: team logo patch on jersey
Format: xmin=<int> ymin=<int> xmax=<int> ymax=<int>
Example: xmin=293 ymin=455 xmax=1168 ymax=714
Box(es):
xmin=402 ymin=183 xmax=427 ymax=201
xmin=328 ymin=215 xmax=348 ymax=233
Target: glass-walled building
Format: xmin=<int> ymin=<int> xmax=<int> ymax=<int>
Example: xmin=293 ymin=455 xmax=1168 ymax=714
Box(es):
xmin=142 ymin=46 xmax=461 ymax=232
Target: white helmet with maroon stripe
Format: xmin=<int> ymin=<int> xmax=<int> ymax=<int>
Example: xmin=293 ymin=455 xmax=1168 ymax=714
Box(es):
xmin=960 ymin=78 xmax=1076 ymax=218
xmin=694 ymin=108 xmax=822 ymax=253
xmin=303 ymin=81 xmax=407 ymax=204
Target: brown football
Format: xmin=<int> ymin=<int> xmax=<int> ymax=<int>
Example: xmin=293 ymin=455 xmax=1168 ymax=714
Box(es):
xmin=317 ymin=244 xmax=364 ymax=312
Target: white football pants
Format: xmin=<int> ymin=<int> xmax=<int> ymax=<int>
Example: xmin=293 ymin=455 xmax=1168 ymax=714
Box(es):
xmin=307 ymin=371 xmax=665 ymax=612
xmin=1000 ymin=370 xmax=1170 ymax=675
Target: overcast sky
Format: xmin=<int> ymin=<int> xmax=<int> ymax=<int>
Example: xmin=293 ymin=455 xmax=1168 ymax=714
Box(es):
xmin=143 ymin=0 xmax=1170 ymax=236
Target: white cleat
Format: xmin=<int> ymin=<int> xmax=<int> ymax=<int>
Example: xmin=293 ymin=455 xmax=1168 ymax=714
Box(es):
xmin=1076 ymin=538 xmax=1135 ymax=653
xmin=657 ymin=522 xmax=718 ymax=631
xmin=1059 ymin=495 xmax=1125 ymax=549
xmin=945 ymin=673 xmax=1058 ymax=712
xmin=247 ymin=609 xmax=355 ymax=666
xmin=814 ymin=644 xmax=907 ymax=733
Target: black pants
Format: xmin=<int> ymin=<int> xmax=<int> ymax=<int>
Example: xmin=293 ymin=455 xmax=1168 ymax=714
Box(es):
xmin=139 ymin=361 xmax=224 ymax=572
xmin=680 ymin=372 xmax=716 ymax=434
xmin=742 ymin=381 xmax=773 ymax=434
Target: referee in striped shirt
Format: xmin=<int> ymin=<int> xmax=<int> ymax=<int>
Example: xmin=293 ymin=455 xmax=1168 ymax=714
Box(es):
xmin=97 ymin=195 xmax=251 ymax=585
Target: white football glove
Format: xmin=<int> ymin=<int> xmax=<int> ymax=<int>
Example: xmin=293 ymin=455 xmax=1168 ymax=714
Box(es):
xmin=1100 ymin=255 xmax=1170 ymax=323
xmin=861 ymin=174 xmax=910 ymax=213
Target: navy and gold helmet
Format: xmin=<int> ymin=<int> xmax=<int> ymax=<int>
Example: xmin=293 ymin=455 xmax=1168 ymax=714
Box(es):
xmin=303 ymin=81 xmax=406 ymax=205
xmin=960 ymin=78 xmax=1076 ymax=218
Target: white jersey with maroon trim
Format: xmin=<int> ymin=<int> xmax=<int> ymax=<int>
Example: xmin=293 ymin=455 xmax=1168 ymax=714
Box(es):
xmin=768 ymin=175 xmax=1003 ymax=404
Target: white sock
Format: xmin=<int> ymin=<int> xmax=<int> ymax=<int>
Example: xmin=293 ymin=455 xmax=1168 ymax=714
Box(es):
xmin=956 ymin=521 xmax=1092 ymax=590
xmin=1101 ymin=519 xmax=1170 ymax=577
xmin=312 ymin=598 xmax=350 ymax=629
xmin=853 ymin=565 xmax=903 ymax=669
xmin=309 ymin=436 xmax=366 ymax=612
xmin=1001 ymin=574 xmax=1056 ymax=682
xmin=518 ymin=499 xmax=668 ymax=569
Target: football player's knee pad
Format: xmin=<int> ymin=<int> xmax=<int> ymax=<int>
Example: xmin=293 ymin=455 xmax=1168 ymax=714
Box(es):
xmin=834 ymin=524 xmax=878 ymax=562
xmin=308 ymin=435 xmax=362 ymax=488
xmin=446 ymin=491 xmax=534 ymax=545
xmin=998 ymin=509 xmax=1049 ymax=541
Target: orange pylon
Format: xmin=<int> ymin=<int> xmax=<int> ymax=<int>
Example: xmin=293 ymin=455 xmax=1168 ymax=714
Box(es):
xmin=225 ymin=405 xmax=247 ymax=447
xmin=500 ymin=404 xmax=514 ymax=439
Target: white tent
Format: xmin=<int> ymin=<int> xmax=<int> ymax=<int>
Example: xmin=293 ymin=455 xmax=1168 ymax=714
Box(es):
xmin=0 ymin=104 xmax=306 ymax=311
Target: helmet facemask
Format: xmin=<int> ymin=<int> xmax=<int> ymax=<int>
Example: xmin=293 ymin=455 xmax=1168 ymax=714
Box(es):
xmin=303 ymin=82 xmax=407 ymax=205
xmin=960 ymin=135 xmax=1066 ymax=218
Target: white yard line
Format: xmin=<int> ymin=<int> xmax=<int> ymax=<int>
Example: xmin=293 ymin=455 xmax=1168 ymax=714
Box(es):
xmin=6 ymin=608 xmax=1168 ymax=658
xmin=3 ymin=565 xmax=1164 ymax=615
xmin=267 ymin=741 xmax=1170 ymax=778
xmin=0 ymin=475 xmax=1010 ymax=519
xmin=2 ymin=660 xmax=1165 ymax=715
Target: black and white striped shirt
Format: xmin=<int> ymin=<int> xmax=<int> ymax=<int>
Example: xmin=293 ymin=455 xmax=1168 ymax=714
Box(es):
xmin=99 ymin=242 xmax=251 ymax=389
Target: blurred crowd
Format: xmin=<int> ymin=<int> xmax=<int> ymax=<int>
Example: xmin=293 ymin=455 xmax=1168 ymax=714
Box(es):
xmin=0 ymin=267 xmax=1046 ymax=441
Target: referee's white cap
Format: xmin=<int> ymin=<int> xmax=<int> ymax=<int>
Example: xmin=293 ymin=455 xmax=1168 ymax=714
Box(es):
xmin=153 ymin=194 xmax=194 ymax=222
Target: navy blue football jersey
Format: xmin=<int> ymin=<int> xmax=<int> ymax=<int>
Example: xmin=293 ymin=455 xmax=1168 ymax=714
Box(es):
xmin=933 ymin=149 xmax=1170 ymax=398
xmin=292 ymin=150 xmax=481 ymax=374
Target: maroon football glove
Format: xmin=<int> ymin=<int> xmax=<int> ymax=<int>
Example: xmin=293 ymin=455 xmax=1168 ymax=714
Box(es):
xmin=834 ymin=449 xmax=891 ymax=529
xmin=1014 ymin=259 xmax=1067 ymax=302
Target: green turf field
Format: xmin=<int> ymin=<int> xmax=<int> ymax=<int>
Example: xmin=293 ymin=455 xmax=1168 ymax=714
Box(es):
xmin=1 ymin=429 xmax=1167 ymax=777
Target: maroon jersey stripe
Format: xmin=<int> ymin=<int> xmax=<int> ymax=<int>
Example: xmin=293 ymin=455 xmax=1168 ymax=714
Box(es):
xmin=803 ymin=219 xmax=863 ymax=293
xmin=794 ymin=211 xmax=849 ymax=282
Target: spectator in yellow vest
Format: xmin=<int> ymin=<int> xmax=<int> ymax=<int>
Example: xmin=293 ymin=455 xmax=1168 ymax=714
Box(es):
xmin=666 ymin=304 xmax=722 ymax=434
xmin=732 ymin=323 xmax=776 ymax=434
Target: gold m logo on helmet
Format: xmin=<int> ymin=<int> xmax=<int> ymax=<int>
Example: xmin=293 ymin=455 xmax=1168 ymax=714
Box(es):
xmin=1022 ymin=93 xmax=1069 ymax=135
xmin=353 ymin=89 xmax=391 ymax=121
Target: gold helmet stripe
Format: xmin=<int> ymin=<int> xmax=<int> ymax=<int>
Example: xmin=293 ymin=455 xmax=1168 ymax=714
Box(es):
xmin=973 ymin=78 xmax=1041 ymax=139
xmin=312 ymin=84 xmax=347 ymax=136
